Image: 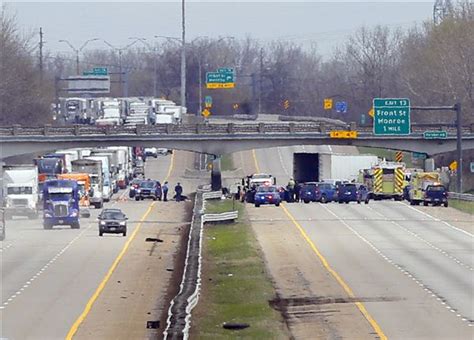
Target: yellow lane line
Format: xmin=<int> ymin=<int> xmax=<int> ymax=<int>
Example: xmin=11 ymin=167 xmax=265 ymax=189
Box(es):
xmin=251 ymin=148 xmax=387 ymax=340
xmin=280 ymin=204 xmax=387 ymax=340
xmin=66 ymin=154 xmax=175 ymax=339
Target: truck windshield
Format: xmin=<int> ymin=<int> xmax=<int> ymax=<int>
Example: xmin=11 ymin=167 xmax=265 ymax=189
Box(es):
xmin=37 ymin=158 xmax=61 ymax=174
xmin=7 ymin=186 xmax=33 ymax=195
xmin=48 ymin=193 xmax=73 ymax=201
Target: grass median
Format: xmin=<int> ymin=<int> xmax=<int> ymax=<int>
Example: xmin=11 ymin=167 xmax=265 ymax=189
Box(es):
xmin=449 ymin=198 xmax=474 ymax=215
xmin=191 ymin=199 xmax=286 ymax=339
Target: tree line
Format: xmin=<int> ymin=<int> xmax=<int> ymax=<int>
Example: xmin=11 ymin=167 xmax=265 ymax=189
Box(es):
xmin=1 ymin=1 xmax=472 ymax=125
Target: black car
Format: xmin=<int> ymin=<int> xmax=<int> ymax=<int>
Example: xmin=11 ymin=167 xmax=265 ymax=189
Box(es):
xmin=98 ymin=208 xmax=128 ymax=237
xmin=135 ymin=180 xmax=162 ymax=201
xmin=424 ymin=185 xmax=448 ymax=207
xmin=337 ymin=183 xmax=359 ymax=203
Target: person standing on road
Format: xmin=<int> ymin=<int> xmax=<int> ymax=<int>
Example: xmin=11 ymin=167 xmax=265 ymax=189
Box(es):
xmin=287 ymin=178 xmax=296 ymax=202
xmin=162 ymin=181 xmax=169 ymax=201
xmin=175 ymin=182 xmax=183 ymax=202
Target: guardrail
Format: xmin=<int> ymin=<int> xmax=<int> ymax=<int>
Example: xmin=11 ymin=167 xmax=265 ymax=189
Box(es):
xmin=1 ymin=122 xmax=472 ymax=137
xmin=202 ymin=191 xmax=222 ymax=200
xmin=449 ymin=192 xmax=474 ymax=201
xmin=202 ymin=211 xmax=239 ymax=223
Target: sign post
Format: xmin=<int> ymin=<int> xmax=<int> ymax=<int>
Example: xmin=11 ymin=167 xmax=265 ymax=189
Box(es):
xmin=373 ymin=98 xmax=410 ymax=135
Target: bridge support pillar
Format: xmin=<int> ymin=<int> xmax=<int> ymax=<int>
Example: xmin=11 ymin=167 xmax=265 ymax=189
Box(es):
xmin=424 ymin=158 xmax=435 ymax=172
xmin=211 ymin=156 xmax=222 ymax=191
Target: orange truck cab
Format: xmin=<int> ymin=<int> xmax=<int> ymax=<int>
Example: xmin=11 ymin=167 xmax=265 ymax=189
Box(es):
xmin=57 ymin=173 xmax=92 ymax=218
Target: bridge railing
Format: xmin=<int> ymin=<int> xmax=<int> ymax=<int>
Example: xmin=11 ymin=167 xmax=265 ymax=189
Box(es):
xmin=0 ymin=122 xmax=472 ymax=137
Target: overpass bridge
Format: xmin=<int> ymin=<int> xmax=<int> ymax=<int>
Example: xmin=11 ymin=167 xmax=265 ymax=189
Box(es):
xmin=1 ymin=122 xmax=473 ymax=159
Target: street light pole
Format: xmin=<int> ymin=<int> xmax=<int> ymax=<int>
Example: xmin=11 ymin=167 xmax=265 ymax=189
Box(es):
xmin=58 ymin=38 xmax=99 ymax=75
xmin=181 ymin=0 xmax=186 ymax=114
xmin=129 ymin=37 xmax=158 ymax=97
xmin=103 ymin=40 xmax=138 ymax=97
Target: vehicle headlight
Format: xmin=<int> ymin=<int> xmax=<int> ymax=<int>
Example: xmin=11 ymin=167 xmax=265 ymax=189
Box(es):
xmin=119 ymin=221 xmax=126 ymax=226
xmin=100 ymin=221 xmax=106 ymax=226
xmin=71 ymin=210 xmax=78 ymax=217
xmin=136 ymin=189 xmax=141 ymax=193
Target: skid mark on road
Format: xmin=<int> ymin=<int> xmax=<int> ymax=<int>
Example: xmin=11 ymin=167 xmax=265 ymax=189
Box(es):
xmin=322 ymin=203 xmax=473 ymax=327
xmin=0 ymin=223 xmax=94 ymax=310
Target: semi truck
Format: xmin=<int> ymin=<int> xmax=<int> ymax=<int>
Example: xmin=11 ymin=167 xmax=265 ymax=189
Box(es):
xmin=35 ymin=156 xmax=65 ymax=187
xmin=42 ymin=179 xmax=80 ymax=229
xmin=91 ymin=150 xmax=119 ymax=193
xmin=86 ymin=156 xmax=112 ymax=202
xmin=54 ymin=149 xmax=79 ymax=173
xmin=72 ymin=159 xmax=103 ymax=209
xmin=2 ymin=165 xmax=39 ymax=219
xmin=58 ymin=173 xmax=92 ymax=217
xmin=293 ymin=153 xmax=379 ymax=183
xmin=106 ymin=147 xmax=130 ymax=188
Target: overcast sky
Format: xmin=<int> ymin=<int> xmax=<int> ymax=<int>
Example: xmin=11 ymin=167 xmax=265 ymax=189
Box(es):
xmin=8 ymin=1 xmax=434 ymax=57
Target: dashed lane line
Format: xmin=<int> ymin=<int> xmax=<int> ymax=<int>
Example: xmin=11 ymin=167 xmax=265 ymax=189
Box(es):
xmin=322 ymin=203 xmax=473 ymax=327
xmin=66 ymin=152 xmax=174 ymax=340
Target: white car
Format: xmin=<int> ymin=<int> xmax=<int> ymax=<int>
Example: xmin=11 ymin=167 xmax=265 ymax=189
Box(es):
xmin=144 ymin=147 xmax=158 ymax=158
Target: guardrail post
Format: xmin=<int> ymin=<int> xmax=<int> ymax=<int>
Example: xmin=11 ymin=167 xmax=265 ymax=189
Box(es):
xmin=105 ymin=125 xmax=111 ymax=135
xmin=166 ymin=124 xmax=173 ymax=134
xmin=12 ymin=124 xmax=20 ymax=135
xmin=196 ymin=123 xmax=202 ymax=134
xmin=349 ymin=121 xmax=356 ymax=130
xmin=227 ymin=122 xmax=234 ymax=134
xmin=258 ymin=122 xmax=265 ymax=133
xmin=136 ymin=124 xmax=142 ymax=135
xmin=319 ymin=122 xmax=326 ymax=133
xmin=43 ymin=124 xmax=51 ymax=136
xmin=74 ymin=124 xmax=80 ymax=135
xmin=289 ymin=122 xmax=295 ymax=133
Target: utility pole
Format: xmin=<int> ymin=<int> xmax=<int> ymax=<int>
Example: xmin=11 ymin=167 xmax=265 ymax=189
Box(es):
xmin=180 ymin=0 xmax=186 ymax=114
xmin=39 ymin=27 xmax=44 ymax=85
xmin=258 ymin=48 xmax=264 ymax=115
xmin=455 ymin=102 xmax=462 ymax=193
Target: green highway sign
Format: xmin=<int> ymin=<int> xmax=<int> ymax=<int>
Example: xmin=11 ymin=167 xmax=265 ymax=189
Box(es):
xmin=206 ymin=72 xmax=234 ymax=83
xmin=218 ymin=67 xmax=234 ymax=74
xmin=83 ymin=67 xmax=108 ymax=76
xmin=423 ymin=130 xmax=447 ymax=139
xmin=373 ymin=98 xmax=410 ymax=135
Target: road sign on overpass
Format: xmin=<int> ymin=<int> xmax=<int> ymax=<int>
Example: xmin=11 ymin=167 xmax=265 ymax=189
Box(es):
xmin=373 ymin=98 xmax=410 ymax=135
xmin=423 ymin=130 xmax=447 ymax=139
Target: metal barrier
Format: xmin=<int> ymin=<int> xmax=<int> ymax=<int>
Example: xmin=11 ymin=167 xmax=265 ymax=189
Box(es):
xmin=202 ymin=211 xmax=239 ymax=223
xmin=449 ymin=192 xmax=474 ymax=202
xmin=202 ymin=191 xmax=222 ymax=200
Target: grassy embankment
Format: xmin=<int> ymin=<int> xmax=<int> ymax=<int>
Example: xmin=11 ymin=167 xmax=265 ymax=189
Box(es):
xmin=192 ymin=199 xmax=285 ymax=338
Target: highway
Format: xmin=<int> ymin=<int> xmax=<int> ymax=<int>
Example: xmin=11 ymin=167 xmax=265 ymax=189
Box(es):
xmin=235 ymin=146 xmax=473 ymax=339
xmin=0 ymin=154 xmax=182 ymax=339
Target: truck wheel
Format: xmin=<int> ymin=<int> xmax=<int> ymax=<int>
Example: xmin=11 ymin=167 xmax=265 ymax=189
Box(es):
xmin=99 ymin=231 xmax=103 ymax=237
xmin=410 ymin=200 xmax=415 ymax=206
xmin=338 ymin=201 xmax=343 ymax=204
xmin=345 ymin=201 xmax=349 ymax=204
xmin=135 ymin=196 xmax=140 ymax=201
xmin=423 ymin=202 xmax=428 ymax=206
xmin=123 ymin=231 xmax=127 ymax=237
xmin=275 ymin=202 xmax=280 ymax=207
xmin=357 ymin=200 xmax=361 ymax=204
xmin=321 ymin=195 xmax=327 ymax=204
xmin=365 ymin=199 xmax=369 ymax=204
xmin=153 ymin=196 xmax=157 ymax=201
xmin=255 ymin=203 xmax=260 ymax=207
xmin=444 ymin=201 xmax=448 ymax=207
xmin=303 ymin=199 xmax=310 ymax=204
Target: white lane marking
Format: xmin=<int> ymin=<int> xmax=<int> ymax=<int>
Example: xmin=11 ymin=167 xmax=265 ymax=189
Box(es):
xmin=0 ymin=243 xmax=14 ymax=252
xmin=320 ymin=203 xmax=473 ymax=326
xmin=365 ymin=205 xmax=473 ymax=271
xmin=277 ymin=147 xmax=290 ymax=177
xmin=1 ymin=223 xmax=94 ymax=309
xmin=398 ymin=201 xmax=474 ymax=238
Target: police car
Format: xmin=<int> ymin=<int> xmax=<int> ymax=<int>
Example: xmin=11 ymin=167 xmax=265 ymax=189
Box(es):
xmin=254 ymin=185 xmax=281 ymax=207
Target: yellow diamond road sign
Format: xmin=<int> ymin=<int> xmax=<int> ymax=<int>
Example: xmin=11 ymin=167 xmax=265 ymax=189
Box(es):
xmin=324 ymin=98 xmax=333 ymax=110
xmin=202 ymin=108 xmax=211 ymax=118
xmin=368 ymin=107 xmax=375 ymax=117
xmin=329 ymin=130 xmax=358 ymax=139
xmin=449 ymin=160 xmax=458 ymax=171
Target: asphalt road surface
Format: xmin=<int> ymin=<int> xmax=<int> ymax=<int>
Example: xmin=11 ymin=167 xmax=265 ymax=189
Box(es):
xmin=0 ymin=155 xmax=174 ymax=339
xmin=245 ymin=146 xmax=473 ymax=339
